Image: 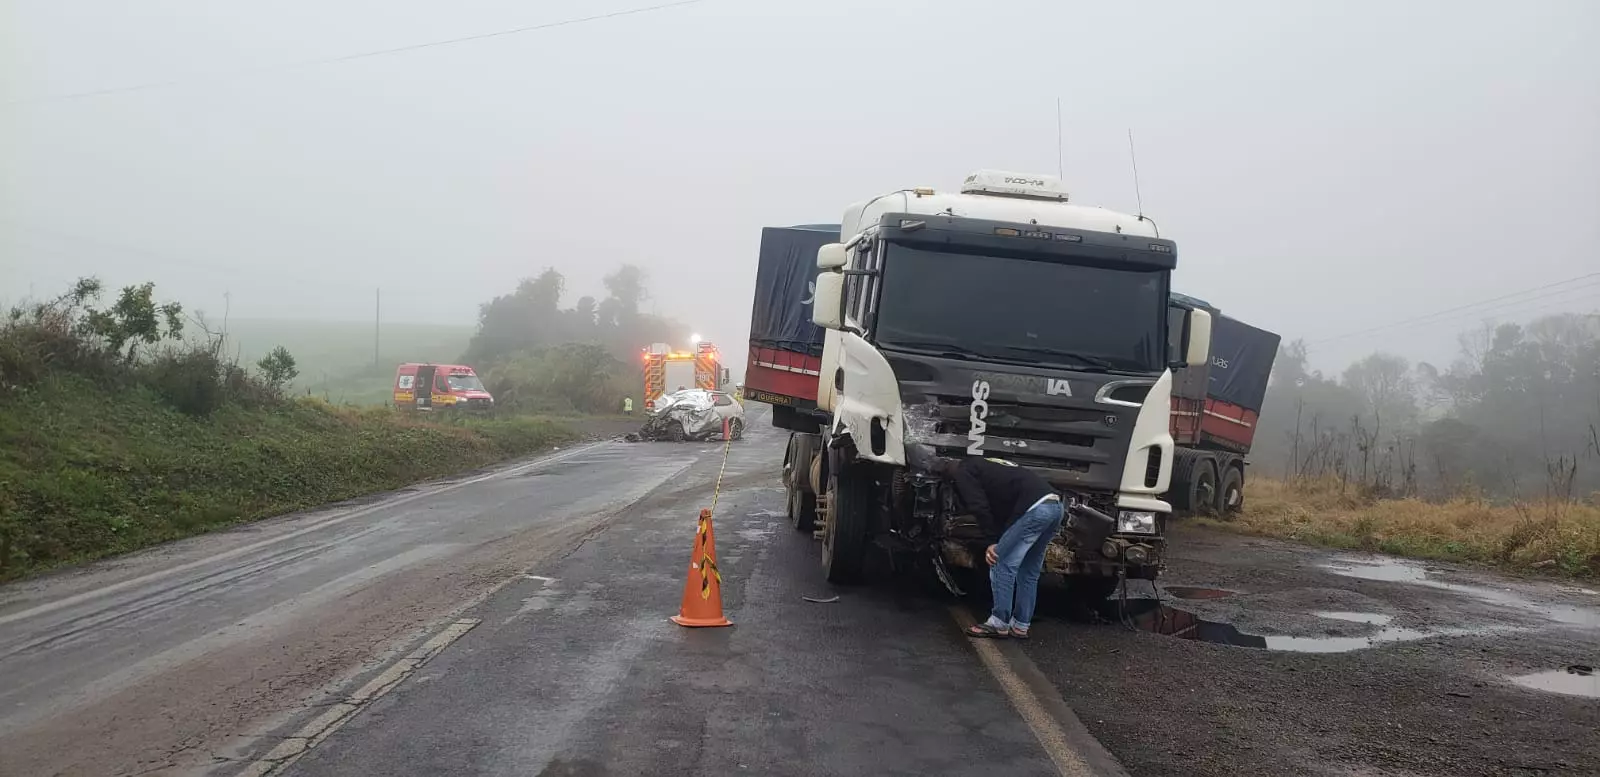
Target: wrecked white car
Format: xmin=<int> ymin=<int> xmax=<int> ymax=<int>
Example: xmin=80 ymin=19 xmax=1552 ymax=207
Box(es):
xmin=627 ymin=389 xmax=744 ymax=442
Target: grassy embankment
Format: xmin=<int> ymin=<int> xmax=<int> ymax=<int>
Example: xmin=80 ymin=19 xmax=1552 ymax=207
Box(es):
xmin=0 ymin=376 xmax=572 ymax=582
xmin=1202 ymin=477 xmax=1600 ymax=580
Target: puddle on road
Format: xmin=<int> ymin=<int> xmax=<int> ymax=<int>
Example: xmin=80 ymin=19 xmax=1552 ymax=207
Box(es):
xmin=1162 ymin=586 xmax=1236 ymax=601
xmin=1322 ymin=557 xmax=1600 ymax=629
xmin=1510 ymin=666 xmax=1599 ymax=699
xmin=1323 ymin=558 xmax=1427 ymax=583
xmin=1111 ymin=599 xmax=1481 ymax=654
xmin=1314 ymin=611 xmax=1394 ymax=626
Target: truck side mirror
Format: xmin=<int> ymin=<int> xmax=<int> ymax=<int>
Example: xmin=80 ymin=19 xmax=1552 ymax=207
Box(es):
xmin=1184 ymin=309 xmax=1212 ymax=368
xmin=817 ymin=243 xmax=848 ymax=270
xmin=812 ymin=272 xmax=845 ymax=330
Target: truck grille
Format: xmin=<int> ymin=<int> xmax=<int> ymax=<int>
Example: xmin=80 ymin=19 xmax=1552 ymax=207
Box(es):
xmin=908 ymin=396 xmax=1124 ymax=488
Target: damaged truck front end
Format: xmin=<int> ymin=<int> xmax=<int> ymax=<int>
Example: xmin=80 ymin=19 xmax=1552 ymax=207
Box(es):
xmin=895 ymin=365 xmax=1176 ymax=588
xmin=748 ymin=170 xmax=1213 ymax=595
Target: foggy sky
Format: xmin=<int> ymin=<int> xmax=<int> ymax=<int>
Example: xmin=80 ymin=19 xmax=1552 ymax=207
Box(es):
xmin=4 ymin=0 xmax=1597 ymax=378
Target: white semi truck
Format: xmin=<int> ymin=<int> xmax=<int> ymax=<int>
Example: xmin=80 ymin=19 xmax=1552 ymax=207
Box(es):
xmin=746 ymin=171 xmax=1213 ymax=598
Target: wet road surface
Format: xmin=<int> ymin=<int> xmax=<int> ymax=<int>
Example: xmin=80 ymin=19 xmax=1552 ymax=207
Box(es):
xmin=2 ymin=411 xmax=1596 ymax=776
xmin=282 ymin=429 xmax=1083 ymax=777
xmin=0 ymin=437 xmax=698 ymax=776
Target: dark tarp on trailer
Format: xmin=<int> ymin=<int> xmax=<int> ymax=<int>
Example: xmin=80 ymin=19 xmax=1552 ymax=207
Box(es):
xmin=749 ymin=225 xmax=839 ymax=357
xmin=1208 ymin=315 xmax=1280 ymax=412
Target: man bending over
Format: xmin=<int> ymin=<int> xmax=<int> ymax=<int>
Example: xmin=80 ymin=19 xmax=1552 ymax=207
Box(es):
xmin=936 ymin=457 xmax=1064 ymax=640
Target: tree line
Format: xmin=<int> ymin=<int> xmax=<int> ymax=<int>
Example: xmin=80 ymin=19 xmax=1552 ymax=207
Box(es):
xmin=461 ymin=264 xmax=688 ymax=414
xmin=1254 ymin=313 xmax=1600 ymax=501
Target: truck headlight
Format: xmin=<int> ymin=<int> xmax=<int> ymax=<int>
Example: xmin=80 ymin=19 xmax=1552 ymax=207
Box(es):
xmin=1116 ymin=511 xmax=1158 ymax=535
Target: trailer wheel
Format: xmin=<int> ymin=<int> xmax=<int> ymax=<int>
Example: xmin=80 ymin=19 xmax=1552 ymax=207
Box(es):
xmin=823 ymin=461 xmax=874 ymax=584
xmin=1186 ymin=458 xmax=1219 ymax=515
xmin=1219 ymin=465 xmax=1244 ymax=517
xmin=784 ymin=435 xmax=818 ymax=532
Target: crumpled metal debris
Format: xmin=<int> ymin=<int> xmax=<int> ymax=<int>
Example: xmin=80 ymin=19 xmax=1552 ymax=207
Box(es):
xmin=626 ymin=389 xmax=725 ymax=442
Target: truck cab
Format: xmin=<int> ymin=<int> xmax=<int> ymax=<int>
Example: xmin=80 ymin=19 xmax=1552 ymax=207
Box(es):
xmin=758 ymin=171 xmax=1212 ymax=593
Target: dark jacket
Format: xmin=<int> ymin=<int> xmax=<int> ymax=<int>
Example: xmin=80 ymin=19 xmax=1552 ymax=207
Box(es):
xmin=947 ymin=457 xmax=1057 ymax=540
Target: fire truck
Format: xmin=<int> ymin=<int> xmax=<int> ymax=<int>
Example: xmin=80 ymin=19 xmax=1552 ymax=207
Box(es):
xmin=642 ymin=342 xmax=728 ymax=410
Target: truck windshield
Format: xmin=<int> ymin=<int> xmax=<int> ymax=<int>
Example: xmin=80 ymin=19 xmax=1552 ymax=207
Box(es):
xmin=874 ymin=244 xmax=1167 ymax=372
xmin=446 ymin=374 xmax=485 ymax=391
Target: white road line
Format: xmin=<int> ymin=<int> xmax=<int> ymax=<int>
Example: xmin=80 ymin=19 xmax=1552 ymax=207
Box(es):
xmin=950 ymin=606 xmax=1125 ymax=777
xmin=234 ymin=618 xmax=481 ymax=777
xmin=0 ymin=444 xmax=604 ymax=627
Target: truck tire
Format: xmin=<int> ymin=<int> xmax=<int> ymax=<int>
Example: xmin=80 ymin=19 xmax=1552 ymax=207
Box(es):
xmin=785 ymin=435 xmax=818 ymax=532
xmin=1186 ymin=457 xmax=1218 ymax=515
xmin=823 ymin=461 xmax=874 ymax=584
xmin=1219 ymin=465 xmax=1244 ymax=517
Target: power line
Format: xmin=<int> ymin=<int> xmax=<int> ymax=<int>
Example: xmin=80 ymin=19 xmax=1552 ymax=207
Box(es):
xmin=8 ymin=0 xmax=705 ymax=107
xmin=1309 ymin=271 xmax=1600 ymax=345
xmin=1344 ymin=285 xmax=1600 ymax=341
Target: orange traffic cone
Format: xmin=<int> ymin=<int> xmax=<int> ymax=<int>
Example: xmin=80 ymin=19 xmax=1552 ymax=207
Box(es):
xmin=670 ymin=508 xmax=733 ymax=628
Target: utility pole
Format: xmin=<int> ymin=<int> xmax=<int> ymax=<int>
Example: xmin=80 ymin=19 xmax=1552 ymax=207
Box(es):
xmin=374 ymin=288 xmax=381 ymax=368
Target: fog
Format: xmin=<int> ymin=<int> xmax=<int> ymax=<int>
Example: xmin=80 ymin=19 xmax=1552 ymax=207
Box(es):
xmin=3 ymin=0 xmax=1598 ymax=380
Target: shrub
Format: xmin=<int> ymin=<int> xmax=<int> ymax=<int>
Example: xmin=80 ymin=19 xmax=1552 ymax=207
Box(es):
xmin=256 ymin=346 xmax=299 ymax=395
xmin=143 ymin=347 xmax=228 ymax=416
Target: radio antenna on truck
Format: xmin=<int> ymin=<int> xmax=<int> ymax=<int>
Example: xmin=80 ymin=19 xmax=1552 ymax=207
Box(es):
xmin=1127 ymin=127 xmax=1145 ymax=220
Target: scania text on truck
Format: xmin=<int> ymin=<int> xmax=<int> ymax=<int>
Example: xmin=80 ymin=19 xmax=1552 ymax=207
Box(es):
xmin=746 ymin=170 xmax=1213 ymax=598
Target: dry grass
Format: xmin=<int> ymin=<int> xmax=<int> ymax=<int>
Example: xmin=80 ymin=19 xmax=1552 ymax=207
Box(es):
xmin=1199 ymin=477 xmax=1600 ymax=580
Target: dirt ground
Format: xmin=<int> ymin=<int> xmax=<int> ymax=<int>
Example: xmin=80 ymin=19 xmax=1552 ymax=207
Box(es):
xmin=1021 ymin=523 xmax=1600 ymax=777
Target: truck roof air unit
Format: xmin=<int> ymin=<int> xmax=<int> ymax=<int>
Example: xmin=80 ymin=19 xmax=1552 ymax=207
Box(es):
xmin=959 ymin=169 xmax=1071 ymax=202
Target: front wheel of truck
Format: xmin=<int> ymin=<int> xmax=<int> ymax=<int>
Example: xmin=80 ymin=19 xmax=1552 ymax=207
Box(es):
xmin=823 ymin=461 xmax=873 ymax=584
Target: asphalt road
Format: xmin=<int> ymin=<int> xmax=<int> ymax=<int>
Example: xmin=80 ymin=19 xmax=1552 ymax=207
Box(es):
xmin=0 ymin=432 xmax=697 ymax=776
xmin=3 ymin=410 xmax=1596 ymax=776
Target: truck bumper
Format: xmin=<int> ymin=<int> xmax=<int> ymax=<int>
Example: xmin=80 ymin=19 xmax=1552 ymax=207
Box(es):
xmin=1042 ymin=534 xmax=1164 ymax=580
xmin=936 ymin=510 xmax=1165 ymax=581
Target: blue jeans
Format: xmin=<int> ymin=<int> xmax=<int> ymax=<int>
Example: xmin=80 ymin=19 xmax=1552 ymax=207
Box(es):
xmin=988 ymin=498 xmax=1065 ymax=630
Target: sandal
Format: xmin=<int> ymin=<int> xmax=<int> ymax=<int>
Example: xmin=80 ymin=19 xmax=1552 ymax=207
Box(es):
xmin=1010 ymin=628 xmax=1030 ymax=641
xmin=966 ymin=623 xmax=1011 ymax=639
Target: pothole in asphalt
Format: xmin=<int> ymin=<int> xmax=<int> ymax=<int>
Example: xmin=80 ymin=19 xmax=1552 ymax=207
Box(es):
xmin=1162 ymin=586 xmax=1236 ymax=600
xmin=1108 ymin=600 xmax=1479 ymax=653
xmin=1509 ymin=665 xmax=1599 ymax=699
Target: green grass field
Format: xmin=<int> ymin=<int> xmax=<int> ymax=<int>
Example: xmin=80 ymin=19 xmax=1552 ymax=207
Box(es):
xmin=224 ymin=319 xmax=474 ymax=406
